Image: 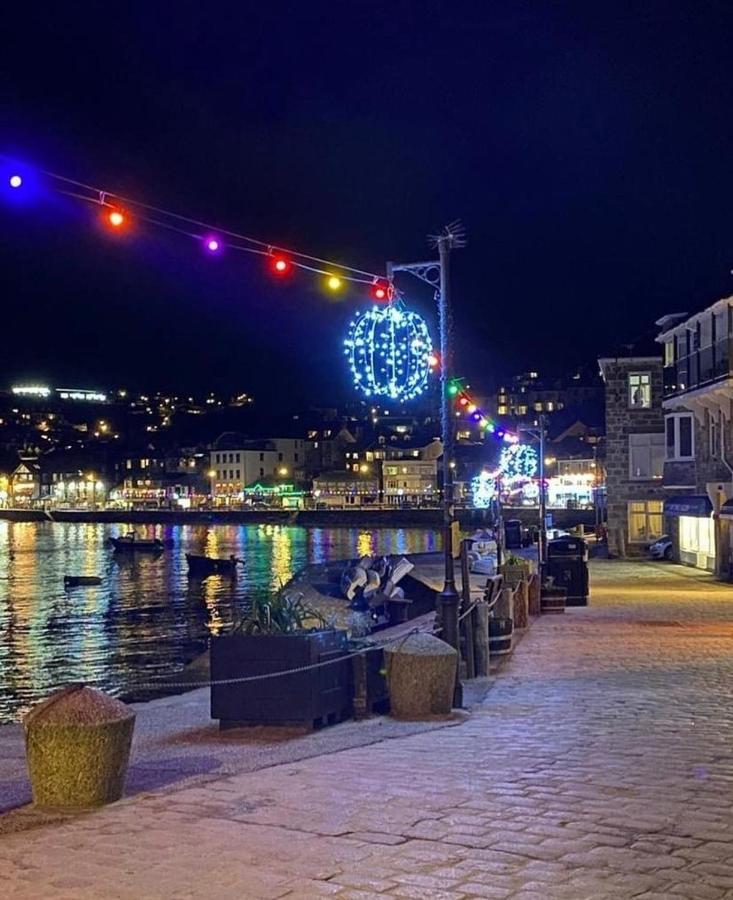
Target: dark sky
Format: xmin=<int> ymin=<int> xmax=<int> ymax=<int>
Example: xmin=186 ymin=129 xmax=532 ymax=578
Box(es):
xmin=2 ymin=1 xmax=733 ymax=406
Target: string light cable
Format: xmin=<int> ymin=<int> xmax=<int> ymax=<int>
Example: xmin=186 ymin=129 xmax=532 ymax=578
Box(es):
xmin=1 ymin=157 xmax=385 ymax=288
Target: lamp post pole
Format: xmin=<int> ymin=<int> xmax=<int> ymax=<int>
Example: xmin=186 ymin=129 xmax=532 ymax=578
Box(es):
xmin=519 ymin=413 xmax=547 ymax=576
xmin=387 ymin=222 xmax=465 ymax=654
xmin=434 ymin=232 xmax=460 ymax=651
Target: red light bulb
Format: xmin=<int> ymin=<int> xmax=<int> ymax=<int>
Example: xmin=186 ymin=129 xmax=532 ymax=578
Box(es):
xmin=272 ymin=256 xmax=290 ymax=275
xmin=108 ymin=209 xmax=125 ymax=228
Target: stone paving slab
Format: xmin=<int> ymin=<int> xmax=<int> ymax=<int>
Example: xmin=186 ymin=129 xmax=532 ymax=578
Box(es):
xmin=4 ymin=559 xmax=733 ymax=898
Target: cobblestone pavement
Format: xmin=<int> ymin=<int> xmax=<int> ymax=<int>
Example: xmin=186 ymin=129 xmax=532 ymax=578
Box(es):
xmin=4 ymin=559 xmax=733 ymax=899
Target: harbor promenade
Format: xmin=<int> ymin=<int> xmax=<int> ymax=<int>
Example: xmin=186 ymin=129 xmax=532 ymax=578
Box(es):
xmin=4 ymin=559 xmax=733 ymax=898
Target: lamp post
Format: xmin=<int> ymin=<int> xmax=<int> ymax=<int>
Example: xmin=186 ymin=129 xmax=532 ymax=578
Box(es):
xmin=519 ymin=413 xmax=547 ymax=574
xmin=387 ymin=221 xmax=466 ymax=654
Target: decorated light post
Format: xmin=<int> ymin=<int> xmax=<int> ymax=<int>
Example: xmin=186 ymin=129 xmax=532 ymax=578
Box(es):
xmin=386 ymin=221 xmax=466 ymax=655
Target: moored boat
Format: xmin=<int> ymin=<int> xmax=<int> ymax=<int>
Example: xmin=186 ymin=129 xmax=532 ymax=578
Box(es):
xmin=110 ymin=531 xmax=164 ymax=552
xmin=186 ymin=553 xmax=244 ymax=576
xmin=64 ymin=575 xmax=103 ymax=587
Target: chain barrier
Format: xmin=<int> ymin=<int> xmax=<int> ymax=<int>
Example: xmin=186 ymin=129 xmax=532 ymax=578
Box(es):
xmin=127 ymin=623 xmax=438 ymax=693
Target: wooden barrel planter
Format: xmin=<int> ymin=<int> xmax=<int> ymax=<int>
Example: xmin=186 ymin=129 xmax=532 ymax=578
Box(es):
xmin=489 ymin=617 xmax=513 ymax=658
xmin=541 ymin=586 xmax=567 ymax=614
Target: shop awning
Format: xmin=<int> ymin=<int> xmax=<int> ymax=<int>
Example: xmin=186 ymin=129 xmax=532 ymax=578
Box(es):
xmin=719 ymin=499 xmax=733 ymax=518
xmin=664 ymin=495 xmax=713 ymax=518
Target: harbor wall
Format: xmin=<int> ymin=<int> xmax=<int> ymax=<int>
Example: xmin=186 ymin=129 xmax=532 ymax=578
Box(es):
xmin=0 ymin=507 xmax=596 ymax=529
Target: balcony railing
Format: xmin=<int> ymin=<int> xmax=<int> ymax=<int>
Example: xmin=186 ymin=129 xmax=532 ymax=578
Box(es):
xmin=663 ymin=339 xmax=730 ymax=398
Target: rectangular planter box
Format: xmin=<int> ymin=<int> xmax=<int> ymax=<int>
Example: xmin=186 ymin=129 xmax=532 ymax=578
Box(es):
xmin=500 ymin=561 xmax=529 ymax=588
xmin=210 ymin=630 xmax=352 ymax=729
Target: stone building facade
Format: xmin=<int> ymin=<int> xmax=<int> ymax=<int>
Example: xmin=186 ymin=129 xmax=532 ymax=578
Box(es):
xmin=598 ymin=357 xmax=665 ymax=557
xmin=657 ymin=301 xmax=733 ymax=577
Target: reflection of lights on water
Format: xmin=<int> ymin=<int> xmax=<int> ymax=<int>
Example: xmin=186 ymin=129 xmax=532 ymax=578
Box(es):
xmin=0 ymin=522 xmax=441 ymax=723
xmin=357 ymin=531 xmax=375 ymax=558
xmin=203 ymin=577 xmax=226 ymax=635
xmin=270 ymin=527 xmax=293 ymax=588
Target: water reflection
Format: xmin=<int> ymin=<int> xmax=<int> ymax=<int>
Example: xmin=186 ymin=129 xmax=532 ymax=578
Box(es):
xmin=0 ymin=521 xmax=439 ymax=723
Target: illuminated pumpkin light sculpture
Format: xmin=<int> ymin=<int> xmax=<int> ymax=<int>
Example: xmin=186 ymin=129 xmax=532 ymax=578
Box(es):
xmin=344 ymin=301 xmax=433 ymax=401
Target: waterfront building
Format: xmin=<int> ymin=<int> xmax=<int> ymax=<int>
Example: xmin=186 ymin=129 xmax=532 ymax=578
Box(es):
xmin=210 ymin=433 xmax=305 ymax=504
xmin=656 ymin=300 xmax=733 ymax=576
xmin=598 ymin=356 xmax=665 ymax=557
xmin=10 ymin=458 xmax=41 ymax=505
xmin=381 ymin=456 xmax=438 ymax=506
xmin=311 ymin=470 xmax=380 ymax=507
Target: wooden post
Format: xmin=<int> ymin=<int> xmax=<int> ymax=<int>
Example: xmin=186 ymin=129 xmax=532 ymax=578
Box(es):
xmin=460 ymin=539 xmax=475 ymax=679
xmin=528 ymin=572 xmax=541 ymax=616
xmin=514 ymin=579 xmax=529 ymax=629
xmin=473 ymin=603 xmax=490 ymax=677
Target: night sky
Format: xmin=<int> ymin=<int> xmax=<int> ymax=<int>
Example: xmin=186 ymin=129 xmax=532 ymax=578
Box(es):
xmin=2 ymin=2 xmax=733 ymax=406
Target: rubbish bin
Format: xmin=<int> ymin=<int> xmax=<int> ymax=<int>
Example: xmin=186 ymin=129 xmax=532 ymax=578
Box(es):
xmin=547 ymin=536 xmax=589 ymax=606
xmin=504 ymin=519 xmax=522 ymax=550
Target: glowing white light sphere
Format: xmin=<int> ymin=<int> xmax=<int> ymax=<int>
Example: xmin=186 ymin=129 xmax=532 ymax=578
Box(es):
xmin=499 ymin=443 xmax=539 ymax=481
xmin=344 ymin=303 xmax=433 ymax=401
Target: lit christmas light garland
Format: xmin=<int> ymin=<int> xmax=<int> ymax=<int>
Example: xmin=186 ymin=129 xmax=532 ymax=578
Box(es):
xmin=448 ymin=378 xmax=519 ymax=443
xmin=0 ymin=156 xmax=391 ymax=294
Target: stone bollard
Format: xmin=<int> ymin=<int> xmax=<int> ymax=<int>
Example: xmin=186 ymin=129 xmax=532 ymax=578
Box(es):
xmin=514 ymin=580 xmax=529 ymax=629
xmin=527 ymin=573 xmax=541 ymax=616
xmin=384 ymin=632 xmax=458 ymax=719
xmin=24 ymin=684 xmax=136 ymax=810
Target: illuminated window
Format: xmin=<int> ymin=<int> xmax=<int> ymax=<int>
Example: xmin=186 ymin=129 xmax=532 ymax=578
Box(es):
xmin=629 ymin=433 xmax=664 ymax=479
xmin=517 ymin=405 xmax=528 ymax=415
xmin=533 ymin=402 xmax=543 ymax=412
xmin=498 ymin=405 xmax=508 ymax=415
xmin=628 ymin=372 xmax=651 ymax=409
xmin=680 ymin=515 xmax=714 ymax=555
xmin=628 ymin=500 xmax=663 ymax=543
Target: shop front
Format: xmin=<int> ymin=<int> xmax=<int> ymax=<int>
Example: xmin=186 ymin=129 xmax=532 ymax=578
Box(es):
xmin=664 ymin=495 xmax=715 ymax=571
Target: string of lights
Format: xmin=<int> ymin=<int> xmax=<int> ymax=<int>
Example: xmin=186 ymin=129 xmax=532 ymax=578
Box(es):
xmin=1 ymin=156 xmax=392 ymax=296
xmin=447 ymin=377 xmax=519 ymax=443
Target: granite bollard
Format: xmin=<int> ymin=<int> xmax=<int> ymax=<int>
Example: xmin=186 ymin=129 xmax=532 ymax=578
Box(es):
xmin=385 ymin=632 xmax=458 ymax=719
xmin=24 ymin=684 xmax=135 ymax=810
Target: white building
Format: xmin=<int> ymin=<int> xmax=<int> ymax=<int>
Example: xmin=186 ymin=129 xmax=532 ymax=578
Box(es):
xmin=210 ymin=434 xmax=305 ymax=501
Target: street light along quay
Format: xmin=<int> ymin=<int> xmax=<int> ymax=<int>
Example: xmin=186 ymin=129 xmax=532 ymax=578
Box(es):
xmin=387 ymin=221 xmax=466 ymax=656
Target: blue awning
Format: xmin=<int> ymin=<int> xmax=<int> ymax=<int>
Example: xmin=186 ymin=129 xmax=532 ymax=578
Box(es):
xmin=664 ymin=495 xmax=713 ymax=518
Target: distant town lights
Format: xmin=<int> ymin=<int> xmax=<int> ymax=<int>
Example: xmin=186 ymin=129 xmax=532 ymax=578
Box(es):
xmin=11 ymin=385 xmax=51 ymax=398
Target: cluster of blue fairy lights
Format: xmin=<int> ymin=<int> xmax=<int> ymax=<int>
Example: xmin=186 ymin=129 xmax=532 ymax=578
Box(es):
xmin=344 ymin=301 xmax=433 ymax=401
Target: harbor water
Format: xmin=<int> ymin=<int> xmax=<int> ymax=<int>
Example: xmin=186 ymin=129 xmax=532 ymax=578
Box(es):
xmin=0 ymin=520 xmax=439 ymax=723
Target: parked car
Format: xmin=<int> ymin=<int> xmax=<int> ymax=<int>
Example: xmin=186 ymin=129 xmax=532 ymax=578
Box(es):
xmin=648 ymin=535 xmax=673 ymax=560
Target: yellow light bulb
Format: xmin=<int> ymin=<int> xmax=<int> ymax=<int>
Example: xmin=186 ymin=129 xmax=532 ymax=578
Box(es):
xmin=327 ymin=275 xmax=342 ymax=291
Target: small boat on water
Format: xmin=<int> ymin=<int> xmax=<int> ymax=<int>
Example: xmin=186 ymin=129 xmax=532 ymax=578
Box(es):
xmin=186 ymin=553 xmax=244 ymax=576
xmin=110 ymin=531 xmax=165 ymax=552
xmin=64 ymin=575 xmax=103 ymax=588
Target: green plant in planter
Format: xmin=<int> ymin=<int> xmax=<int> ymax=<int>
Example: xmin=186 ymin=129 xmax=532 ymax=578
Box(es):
xmin=234 ymin=591 xmax=328 ymax=636
xmin=505 ymin=554 xmax=524 ymax=566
